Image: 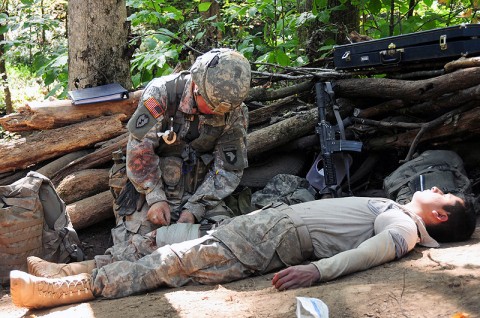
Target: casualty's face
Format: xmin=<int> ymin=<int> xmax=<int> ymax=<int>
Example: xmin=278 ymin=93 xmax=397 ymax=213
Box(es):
xmin=412 ymin=187 xmax=464 ymax=210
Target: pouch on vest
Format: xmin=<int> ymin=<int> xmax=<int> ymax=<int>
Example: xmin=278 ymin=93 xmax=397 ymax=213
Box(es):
xmin=160 ymin=156 xmax=185 ymax=198
xmin=109 ymin=149 xmax=127 ymax=199
xmin=0 ymin=171 xmax=84 ymax=286
xmin=109 ymin=149 xmax=146 ymax=217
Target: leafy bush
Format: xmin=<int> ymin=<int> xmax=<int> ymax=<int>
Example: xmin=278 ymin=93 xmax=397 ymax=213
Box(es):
xmin=0 ymin=63 xmax=47 ymax=112
xmin=1 ymin=0 xmax=479 ymax=104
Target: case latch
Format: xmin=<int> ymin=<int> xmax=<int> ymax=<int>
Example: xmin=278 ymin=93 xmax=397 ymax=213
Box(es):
xmin=341 ymin=51 xmax=351 ymax=61
xmin=440 ymin=34 xmax=447 ymax=50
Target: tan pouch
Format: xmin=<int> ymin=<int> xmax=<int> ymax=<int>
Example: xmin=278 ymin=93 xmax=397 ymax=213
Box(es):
xmin=160 ymin=156 xmax=184 ymax=198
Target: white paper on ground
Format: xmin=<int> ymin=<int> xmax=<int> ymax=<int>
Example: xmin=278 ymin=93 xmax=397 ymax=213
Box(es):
xmin=296 ymin=296 xmax=329 ymax=318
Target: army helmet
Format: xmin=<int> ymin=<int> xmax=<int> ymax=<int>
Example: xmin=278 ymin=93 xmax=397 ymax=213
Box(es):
xmin=191 ymin=48 xmax=251 ymax=114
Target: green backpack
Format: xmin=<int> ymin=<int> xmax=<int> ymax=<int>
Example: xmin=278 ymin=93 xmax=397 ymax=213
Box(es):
xmin=383 ymin=150 xmax=471 ymax=204
xmin=0 ymin=172 xmax=84 ymax=286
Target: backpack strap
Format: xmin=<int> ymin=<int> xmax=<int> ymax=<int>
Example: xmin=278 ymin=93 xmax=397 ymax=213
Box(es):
xmin=58 ymin=227 xmax=85 ymax=262
xmin=387 ymin=165 xmax=470 ymax=195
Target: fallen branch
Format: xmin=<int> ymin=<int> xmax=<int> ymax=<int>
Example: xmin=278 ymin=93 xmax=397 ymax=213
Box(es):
xmin=51 ymin=132 xmax=128 ymax=185
xmin=67 ymin=191 xmax=114 ymax=231
xmin=56 ymin=168 xmax=110 ymax=204
xmin=334 ymin=67 xmax=480 ymax=101
xmin=0 ymin=114 xmax=127 ymax=174
xmin=403 ymin=102 xmax=476 ymax=161
xmin=0 ymin=90 xmax=142 ymax=132
xmin=247 ymin=108 xmax=317 ymax=157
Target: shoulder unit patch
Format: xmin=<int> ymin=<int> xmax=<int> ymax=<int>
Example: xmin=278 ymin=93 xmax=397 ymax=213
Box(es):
xmin=136 ymin=113 xmax=150 ymax=128
xmin=223 ymin=146 xmax=238 ymax=165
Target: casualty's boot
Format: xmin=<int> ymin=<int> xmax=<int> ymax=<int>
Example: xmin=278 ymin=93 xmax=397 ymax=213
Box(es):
xmin=10 ymin=270 xmax=95 ymax=309
xmin=27 ymin=256 xmax=96 ymax=278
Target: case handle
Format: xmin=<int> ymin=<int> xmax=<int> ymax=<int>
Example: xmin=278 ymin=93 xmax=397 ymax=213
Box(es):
xmin=379 ymin=48 xmax=404 ymax=65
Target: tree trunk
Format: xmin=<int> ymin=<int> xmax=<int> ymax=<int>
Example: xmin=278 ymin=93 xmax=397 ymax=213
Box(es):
xmin=67 ymin=191 xmax=114 ymax=230
xmin=0 ymin=31 xmax=13 ymax=114
xmin=199 ymin=0 xmax=222 ymax=49
xmin=246 ymin=81 xmax=313 ymax=103
xmin=354 ymin=99 xmax=405 ymax=119
xmin=328 ymin=0 xmax=359 ymax=36
xmin=0 ymin=114 xmax=126 ymax=173
xmin=67 ymin=0 xmax=132 ymax=90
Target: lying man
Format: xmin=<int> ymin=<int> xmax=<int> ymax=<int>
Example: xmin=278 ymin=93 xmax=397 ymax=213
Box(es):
xmin=10 ymin=187 xmax=477 ymax=309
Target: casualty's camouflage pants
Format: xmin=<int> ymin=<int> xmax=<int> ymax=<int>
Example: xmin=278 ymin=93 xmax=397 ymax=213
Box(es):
xmin=92 ymin=235 xmax=261 ymax=298
xmin=91 ymin=206 xmax=299 ymax=299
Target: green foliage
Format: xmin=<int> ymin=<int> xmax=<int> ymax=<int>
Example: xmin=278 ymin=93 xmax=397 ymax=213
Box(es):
xmin=0 ymin=127 xmax=20 ymax=141
xmin=0 ymin=62 xmax=47 ymax=113
xmin=130 ymin=32 xmax=179 ymax=87
xmin=1 ymin=0 xmax=68 ymax=107
xmin=2 ymin=0 xmax=480 ymax=105
xmin=359 ymin=0 xmax=476 ymax=37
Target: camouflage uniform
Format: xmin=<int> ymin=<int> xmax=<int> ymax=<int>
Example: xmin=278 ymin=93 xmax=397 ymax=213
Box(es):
xmin=90 ymin=198 xmax=436 ymax=299
xmin=92 ymin=203 xmax=296 ymax=298
xmin=251 ymin=174 xmax=315 ymax=208
xmin=111 ymin=71 xmax=249 ymax=244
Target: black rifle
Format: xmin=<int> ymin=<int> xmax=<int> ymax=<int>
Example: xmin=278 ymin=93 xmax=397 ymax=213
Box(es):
xmin=314 ymin=81 xmax=363 ymax=194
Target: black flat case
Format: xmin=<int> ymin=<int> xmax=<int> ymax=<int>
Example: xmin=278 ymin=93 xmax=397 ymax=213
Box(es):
xmin=334 ymin=24 xmax=480 ymax=71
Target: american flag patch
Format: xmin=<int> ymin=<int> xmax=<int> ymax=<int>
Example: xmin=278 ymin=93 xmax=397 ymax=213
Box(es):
xmin=144 ymin=97 xmax=165 ymax=118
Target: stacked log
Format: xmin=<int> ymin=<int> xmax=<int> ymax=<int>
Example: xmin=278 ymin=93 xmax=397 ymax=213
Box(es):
xmin=1 ymin=57 xmax=480 ymax=230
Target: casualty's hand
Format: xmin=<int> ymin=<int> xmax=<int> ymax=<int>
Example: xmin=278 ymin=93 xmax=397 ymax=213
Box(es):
xmin=272 ymin=264 xmax=320 ymax=291
xmin=147 ymin=201 xmax=171 ymax=226
xmin=178 ymin=210 xmax=196 ymax=224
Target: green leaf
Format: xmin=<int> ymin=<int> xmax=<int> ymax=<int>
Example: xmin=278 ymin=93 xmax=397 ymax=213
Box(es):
xmin=0 ymin=25 xmax=9 ymax=35
xmin=296 ymin=12 xmax=316 ymax=26
xmin=51 ymin=55 xmax=68 ymax=68
xmin=163 ymin=6 xmax=184 ymax=21
xmin=274 ymin=49 xmax=290 ymax=66
xmin=423 ymin=0 xmax=434 ymax=7
xmin=43 ymin=72 xmax=55 ymax=86
xmin=367 ymin=0 xmax=383 ymax=14
xmin=0 ymin=13 xmax=8 ymax=22
xmin=248 ymin=7 xmax=258 ymax=17
xmin=194 ymin=30 xmax=206 ymax=40
xmin=199 ymin=2 xmax=212 ymax=12
xmin=143 ymin=38 xmax=158 ymax=51
xmin=212 ymin=21 xmax=225 ymax=33
xmin=317 ymin=10 xmax=330 ymax=23
xmin=315 ymin=0 xmax=327 ymax=9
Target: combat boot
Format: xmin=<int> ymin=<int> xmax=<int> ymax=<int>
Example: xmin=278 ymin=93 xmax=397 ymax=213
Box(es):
xmin=27 ymin=256 xmax=96 ymax=278
xmin=10 ymin=270 xmax=95 ymax=309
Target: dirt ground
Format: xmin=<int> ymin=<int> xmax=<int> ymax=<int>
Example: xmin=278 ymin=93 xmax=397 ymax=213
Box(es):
xmin=1 ymin=218 xmax=479 ymax=318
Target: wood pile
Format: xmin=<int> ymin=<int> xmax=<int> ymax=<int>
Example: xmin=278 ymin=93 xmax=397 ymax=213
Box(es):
xmin=1 ymin=56 xmax=480 ymax=230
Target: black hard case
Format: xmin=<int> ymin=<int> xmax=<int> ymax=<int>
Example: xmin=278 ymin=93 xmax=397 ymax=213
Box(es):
xmin=333 ymin=24 xmax=480 ymax=71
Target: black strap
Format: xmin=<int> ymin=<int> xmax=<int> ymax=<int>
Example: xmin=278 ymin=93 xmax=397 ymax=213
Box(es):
xmin=325 ymin=82 xmax=353 ymax=196
xmin=59 ymin=227 xmax=85 ymax=262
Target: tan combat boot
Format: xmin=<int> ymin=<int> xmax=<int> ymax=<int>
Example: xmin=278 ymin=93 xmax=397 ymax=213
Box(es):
xmin=10 ymin=270 xmax=95 ymax=309
xmin=27 ymin=256 xmax=96 ymax=278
